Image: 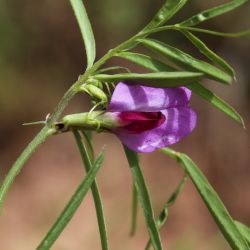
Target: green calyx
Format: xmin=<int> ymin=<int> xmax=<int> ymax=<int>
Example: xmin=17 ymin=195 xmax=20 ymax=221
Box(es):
xmin=54 ymin=111 xmax=119 ymax=133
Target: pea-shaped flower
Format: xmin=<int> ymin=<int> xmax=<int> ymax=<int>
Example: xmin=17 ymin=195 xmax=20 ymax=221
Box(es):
xmin=106 ymin=82 xmax=197 ymax=153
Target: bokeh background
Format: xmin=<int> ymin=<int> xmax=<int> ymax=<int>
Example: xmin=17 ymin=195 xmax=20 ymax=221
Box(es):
xmin=0 ymin=0 xmax=249 ymax=249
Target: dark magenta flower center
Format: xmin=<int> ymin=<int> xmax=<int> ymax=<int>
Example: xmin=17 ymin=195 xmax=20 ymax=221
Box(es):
xmin=119 ymin=111 xmax=166 ymax=134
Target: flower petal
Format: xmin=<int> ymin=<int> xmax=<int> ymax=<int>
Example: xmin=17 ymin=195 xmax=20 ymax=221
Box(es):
xmin=119 ymin=111 xmax=166 ymax=133
xmin=113 ymin=107 xmax=197 ymax=153
xmin=108 ymin=82 xmax=191 ymax=112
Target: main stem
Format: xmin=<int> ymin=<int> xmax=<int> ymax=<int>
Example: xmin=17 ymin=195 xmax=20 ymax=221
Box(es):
xmin=0 ymin=33 xmax=140 ymax=210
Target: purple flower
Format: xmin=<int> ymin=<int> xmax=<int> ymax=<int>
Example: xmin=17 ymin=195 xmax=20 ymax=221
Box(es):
xmin=106 ymin=82 xmax=197 ymax=153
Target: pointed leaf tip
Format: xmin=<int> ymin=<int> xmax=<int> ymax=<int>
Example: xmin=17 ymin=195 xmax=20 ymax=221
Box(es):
xmin=161 ymin=148 xmax=249 ymax=250
xmin=139 ymin=38 xmax=232 ymax=84
xmin=181 ymin=31 xmax=235 ymax=78
xmin=118 ymin=51 xmax=244 ymax=126
xmin=180 ymin=0 xmax=249 ymax=27
xmin=188 ymin=83 xmax=245 ymax=127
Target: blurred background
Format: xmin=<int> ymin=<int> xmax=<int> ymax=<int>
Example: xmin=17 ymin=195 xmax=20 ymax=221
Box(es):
xmin=0 ymin=0 xmax=249 ymax=249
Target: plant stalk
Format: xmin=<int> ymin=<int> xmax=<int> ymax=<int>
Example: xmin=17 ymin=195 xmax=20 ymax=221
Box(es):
xmin=0 ymin=29 xmax=145 ymax=210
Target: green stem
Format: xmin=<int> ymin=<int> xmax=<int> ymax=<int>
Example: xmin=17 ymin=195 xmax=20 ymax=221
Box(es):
xmin=175 ymin=26 xmax=250 ymax=37
xmin=147 ymin=25 xmax=250 ymax=38
xmin=72 ymin=129 xmax=109 ymax=250
xmin=0 ymin=29 xmax=143 ymax=210
xmin=0 ymin=82 xmax=80 ymax=211
xmin=130 ymin=183 xmax=138 ymax=236
xmin=0 ymin=127 xmax=52 ymax=209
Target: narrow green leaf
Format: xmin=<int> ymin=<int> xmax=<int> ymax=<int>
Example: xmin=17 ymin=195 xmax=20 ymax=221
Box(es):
xmin=181 ymin=31 xmax=235 ymax=77
xmin=147 ymin=25 xmax=250 ymax=38
xmin=143 ymin=0 xmax=188 ymax=31
xmin=73 ymin=129 xmax=109 ymax=250
xmin=117 ymin=52 xmax=175 ymax=72
xmin=97 ymin=66 xmax=131 ymax=74
xmin=94 ymin=72 xmax=203 ymax=87
xmin=81 ymin=130 xmax=95 ymax=163
xmin=145 ymin=175 xmax=187 ymax=250
xmin=130 ymin=184 xmax=138 ymax=236
xmin=139 ymin=38 xmax=232 ymax=84
xmin=188 ymin=83 xmax=245 ymax=127
xmin=161 ymin=148 xmax=249 ymax=250
xmin=70 ymin=0 xmax=96 ymax=68
xmin=175 ymin=26 xmax=250 ymax=38
xmin=235 ymin=221 xmax=250 ymax=246
xmin=123 ymin=146 xmax=163 ymax=250
xmin=159 ymin=175 xmax=187 ymax=212
xmin=118 ymin=51 xmax=244 ymax=126
xmin=179 ymin=0 xmax=248 ymax=27
xmin=37 ymin=152 xmax=104 ymax=250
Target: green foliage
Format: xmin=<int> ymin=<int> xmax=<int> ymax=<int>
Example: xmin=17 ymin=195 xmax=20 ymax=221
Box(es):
xmin=143 ymin=0 xmax=188 ymax=31
xmin=161 ymin=148 xmax=249 ymax=250
xmin=70 ymin=0 xmax=96 ymax=68
xmin=151 ymin=25 xmax=250 ymax=38
xmin=130 ymin=184 xmax=138 ymax=236
xmin=37 ymin=151 xmax=104 ymax=250
xmin=180 ymin=30 xmax=235 ymax=77
xmin=188 ymin=83 xmax=244 ymax=127
xmin=1 ymin=1 xmax=249 ymax=249
xmin=123 ymin=146 xmax=163 ymax=250
xmin=97 ymin=66 xmax=131 ymax=74
xmin=235 ymin=221 xmax=250 ymax=246
xmin=81 ymin=130 xmax=95 ymax=163
xmin=145 ymin=175 xmax=187 ymax=250
xmin=139 ymin=38 xmax=232 ymax=84
xmin=73 ymin=129 xmax=109 ymax=250
xmin=117 ymin=52 xmax=244 ymax=126
xmin=0 ymin=127 xmax=52 ymax=210
xmin=179 ymin=0 xmax=248 ymax=27
xmin=117 ymin=52 xmax=174 ymax=72
xmin=94 ymin=72 xmax=203 ymax=87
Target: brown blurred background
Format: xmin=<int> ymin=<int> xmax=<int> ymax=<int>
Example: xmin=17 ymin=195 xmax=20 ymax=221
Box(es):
xmin=0 ymin=1 xmax=249 ymax=249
